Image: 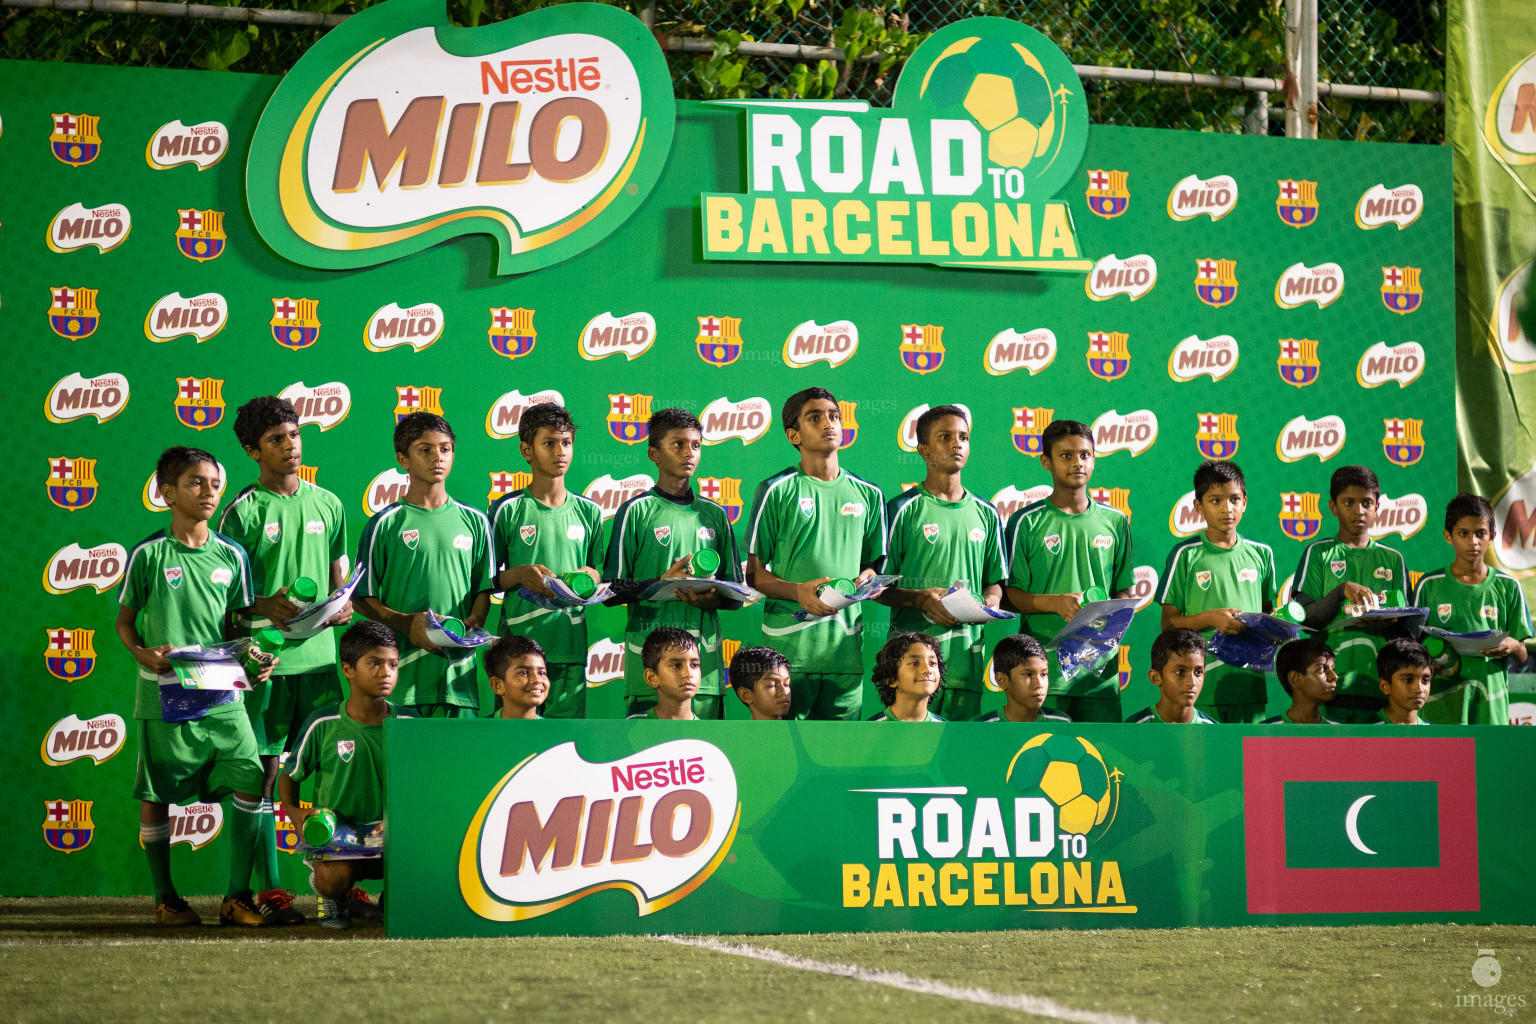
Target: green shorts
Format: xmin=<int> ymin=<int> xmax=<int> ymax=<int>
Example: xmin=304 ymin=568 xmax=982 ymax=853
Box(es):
xmin=930 ymin=687 xmax=981 ymax=722
xmin=405 ymin=703 xmax=480 ymax=719
xmin=246 ymin=669 xmax=345 ymax=756
xmin=790 ymin=673 xmax=864 ymax=721
xmin=1047 ymin=693 xmax=1123 ymax=723
xmin=133 ymin=712 xmax=264 ymax=805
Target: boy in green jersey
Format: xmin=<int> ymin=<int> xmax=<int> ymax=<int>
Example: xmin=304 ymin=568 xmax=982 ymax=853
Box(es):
xmin=869 ymin=632 xmax=946 ymax=722
xmin=281 ymin=622 xmax=415 ymax=929
xmin=356 ymin=413 xmax=494 ymax=718
xmin=489 ymin=404 xmax=604 ymax=718
xmin=1290 ymin=465 xmax=1408 ymax=722
xmin=730 ymin=646 xmax=793 ymax=720
xmin=1004 ymin=419 xmax=1134 ymax=722
xmin=1413 ymin=494 xmax=1531 ymax=724
xmin=1127 ymin=628 xmax=1218 ymax=724
xmin=626 ymin=628 xmax=701 ymax=720
xmin=486 ymin=636 xmax=550 ymax=720
xmin=747 ymin=388 xmax=887 ymax=721
xmin=1156 ymin=460 xmax=1277 ymax=723
xmin=1376 ymin=637 xmax=1433 ymax=725
xmin=116 ymin=447 xmax=270 ymax=927
xmin=222 ymin=396 xmax=351 ymax=924
xmin=976 ymin=635 xmax=1072 ymax=722
xmin=605 ymin=409 xmax=745 ymax=718
xmin=1260 ymin=637 xmax=1339 ymax=724
xmin=879 ymin=405 xmax=1006 ymax=722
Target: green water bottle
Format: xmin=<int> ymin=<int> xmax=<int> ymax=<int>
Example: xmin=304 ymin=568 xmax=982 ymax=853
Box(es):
xmin=287 ymin=576 xmax=319 ymax=605
xmin=1082 ymin=586 xmax=1108 ymax=604
xmin=691 ymin=548 xmax=720 ymax=578
xmin=243 ymin=627 xmax=286 ymax=677
xmin=303 ymin=807 xmax=337 ymax=847
xmin=439 ymin=616 xmax=466 ymax=637
xmin=1277 ymin=601 xmax=1307 ymax=624
xmin=558 ymin=571 xmax=597 ymax=598
xmin=820 ymin=578 xmax=856 ymax=597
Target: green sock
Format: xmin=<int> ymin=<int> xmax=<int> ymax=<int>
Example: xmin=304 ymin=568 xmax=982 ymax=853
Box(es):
xmin=141 ymin=821 xmax=175 ymax=902
xmin=252 ymin=802 xmax=281 ymax=892
xmin=227 ymin=795 xmax=262 ymax=899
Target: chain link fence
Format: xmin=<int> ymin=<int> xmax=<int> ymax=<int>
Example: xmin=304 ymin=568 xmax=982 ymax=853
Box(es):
xmin=0 ymin=0 xmax=1444 ymax=142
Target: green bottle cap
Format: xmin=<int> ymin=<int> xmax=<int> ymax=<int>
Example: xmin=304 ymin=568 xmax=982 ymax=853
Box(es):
xmin=440 ymin=617 xmax=466 ymax=636
xmin=1082 ymin=586 xmax=1108 ymax=604
xmin=1278 ymin=601 xmax=1306 ymax=624
xmin=691 ymin=548 xmax=720 ymax=577
xmin=303 ymin=807 xmax=336 ymax=847
xmin=560 ymin=571 xmax=597 ymax=598
xmin=823 ymin=578 xmax=856 ymax=596
xmin=1423 ymin=635 xmax=1446 ymax=657
xmin=253 ymin=627 xmax=288 ymax=652
xmin=288 ymin=576 xmax=319 ymax=603
xmin=1386 ymin=589 xmax=1406 ymax=608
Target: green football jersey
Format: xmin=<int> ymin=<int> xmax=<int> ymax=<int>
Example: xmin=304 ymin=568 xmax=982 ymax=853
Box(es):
xmin=119 ymin=529 xmax=254 ymax=720
xmin=869 ymin=710 xmax=945 ymax=722
xmin=1413 ymin=567 xmax=1533 ymax=702
xmin=1127 ymin=706 xmax=1218 ymax=724
xmin=356 ymin=498 xmax=494 ymax=709
xmin=885 ymin=487 xmax=1007 ymax=691
xmin=747 ymin=467 xmax=887 ymax=674
xmin=1260 ymin=710 xmax=1340 ymax=724
xmin=603 ymin=487 xmax=744 ymax=697
xmin=1375 ymin=711 xmax=1432 ymax=725
xmin=1005 ymin=497 xmax=1134 ymax=697
xmin=288 ymin=701 xmax=416 ymax=823
xmin=1292 ymin=537 xmax=1409 ymax=697
xmin=489 ymin=489 xmax=605 ymax=664
xmin=218 ymin=479 xmax=347 ymax=676
xmin=1156 ymin=533 xmax=1277 ymax=706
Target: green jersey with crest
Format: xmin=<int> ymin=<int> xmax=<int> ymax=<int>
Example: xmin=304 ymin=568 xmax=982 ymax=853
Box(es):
xmin=1005 ymin=498 xmax=1134 ymax=697
xmin=1292 ymin=537 xmax=1409 ymax=697
xmin=1413 ymin=567 xmax=1533 ymax=701
xmin=356 ymin=498 xmax=494 ymax=708
xmin=489 ymin=489 xmax=605 ymax=663
xmin=747 ymin=467 xmax=887 ymax=675
xmin=288 ymin=701 xmax=416 ymax=823
xmin=119 ymin=529 xmax=254 ymax=720
xmin=217 ymin=480 xmax=347 ymax=675
xmin=603 ymin=487 xmax=744 ymax=697
xmin=884 ymin=487 xmax=1007 ymax=691
xmin=1156 ymin=533 xmax=1277 ymax=706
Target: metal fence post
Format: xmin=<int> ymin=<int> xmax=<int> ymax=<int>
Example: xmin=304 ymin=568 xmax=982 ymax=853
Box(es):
xmin=1285 ymin=0 xmax=1319 ymax=138
xmin=1246 ymin=90 xmax=1269 ymax=135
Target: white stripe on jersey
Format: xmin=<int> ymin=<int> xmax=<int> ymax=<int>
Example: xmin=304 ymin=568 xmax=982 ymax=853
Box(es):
xmin=747 ymin=471 xmax=797 ymax=556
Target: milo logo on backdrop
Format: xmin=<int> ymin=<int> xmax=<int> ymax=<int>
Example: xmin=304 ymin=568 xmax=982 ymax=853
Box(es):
xmin=459 ymin=739 xmax=740 ymax=921
xmin=247 ymin=0 xmax=676 ymax=275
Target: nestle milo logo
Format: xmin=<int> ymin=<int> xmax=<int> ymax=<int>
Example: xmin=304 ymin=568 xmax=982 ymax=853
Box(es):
xmin=247 ymin=0 xmax=675 ymax=275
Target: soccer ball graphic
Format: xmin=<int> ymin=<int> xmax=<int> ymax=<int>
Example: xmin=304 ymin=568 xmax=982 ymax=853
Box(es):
xmin=1008 ymin=733 xmax=1112 ymax=836
xmin=919 ymin=37 xmax=1057 ymax=170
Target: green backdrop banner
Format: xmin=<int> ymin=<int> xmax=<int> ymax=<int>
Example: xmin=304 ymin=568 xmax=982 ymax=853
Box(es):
xmin=7 ymin=39 xmax=1450 ymax=895
xmin=386 ymin=720 xmax=1536 ymax=938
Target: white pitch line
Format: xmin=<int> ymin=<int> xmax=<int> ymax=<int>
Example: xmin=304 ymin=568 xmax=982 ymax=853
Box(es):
xmin=655 ymin=934 xmax=1167 ymax=1024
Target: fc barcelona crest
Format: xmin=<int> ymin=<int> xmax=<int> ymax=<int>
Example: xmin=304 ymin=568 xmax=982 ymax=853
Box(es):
xmin=274 ymin=801 xmax=304 ymax=853
xmin=42 ymin=799 xmax=94 ymax=854
xmin=1195 ymin=412 xmax=1239 ymax=460
xmin=50 ymin=113 xmax=101 ymax=167
xmin=47 ymin=456 xmax=97 ymax=511
xmin=1087 ymin=331 xmax=1130 ymax=380
xmin=899 ymin=324 xmax=945 ymax=375
xmin=174 ymin=376 xmax=225 ymax=431
xmin=488 ymin=470 xmax=531 ymax=504
xmin=394 ymin=385 xmax=444 ymax=422
xmin=696 ymin=315 xmax=743 ymax=367
xmin=1279 ymin=491 xmax=1323 ymax=541
xmin=1195 ymin=258 xmax=1239 ymax=308
xmin=175 ymin=209 xmax=226 ymax=262
xmin=271 ymin=297 xmax=321 ymax=350
xmin=1383 ymin=418 xmax=1425 ymax=467
xmin=49 ymin=286 xmax=100 ymax=339
xmin=1276 ymin=179 xmax=1318 ymax=228
xmin=699 ymin=476 xmax=743 ymax=525
xmin=1012 ymin=407 xmax=1054 ymax=456
xmin=1091 ymin=486 xmax=1132 ymax=519
xmin=607 ymin=393 xmax=653 ymax=445
xmin=1085 ymin=169 xmax=1130 ymax=218
xmin=1277 ymin=338 xmax=1320 ymax=388
xmin=45 ymin=627 xmax=96 ymax=681
xmin=489 ymin=307 xmax=536 ymax=361
xmin=1117 ymin=646 xmax=1132 ymax=691
xmin=1380 ymin=266 xmax=1422 ymax=315
xmin=838 ymin=400 xmax=860 ymax=448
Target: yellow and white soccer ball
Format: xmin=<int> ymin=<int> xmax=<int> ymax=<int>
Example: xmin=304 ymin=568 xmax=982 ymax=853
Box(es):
xmin=920 ymin=37 xmax=1058 ymax=170
xmin=1007 ymin=732 xmax=1112 ymax=835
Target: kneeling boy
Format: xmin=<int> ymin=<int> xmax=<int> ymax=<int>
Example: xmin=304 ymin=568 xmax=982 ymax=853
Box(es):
xmin=1127 ymin=628 xmax=1218 ymax=724
xmin=977 ymin=635 xmax=1071 ymax=722
xmin=486 ymin=636 xmax=550 ymax=720
xmin=1376 ymin=637 xmax=1433 ymax=726
xmin=730 ymin=646 xmax=793 ymax=720
xmin=627 ymin=627 xmax=701 ymax=720
xmin=869 ymin=632 xmax=947 ymax=722
xmin=1261 ymin=637 xmax=1339 ymax=724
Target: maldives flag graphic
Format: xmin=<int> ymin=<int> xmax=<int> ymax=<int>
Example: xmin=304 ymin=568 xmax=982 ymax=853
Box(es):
xmin=1243 ymin=736 xmax=1478 ymax=914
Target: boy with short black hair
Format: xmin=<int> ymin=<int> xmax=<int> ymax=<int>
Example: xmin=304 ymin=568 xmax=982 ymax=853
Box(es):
xmin=489 ymin=403 xmax=603 ymax=718
xmin=280 ymin=622 xmax=415 ymax=929
xmin=1413 ymin=494 xmax=1531 ymax=724
xmin=977 ymin=634 xmax=1071 ymax=722
xmin=485 ymin=636 xmax=550 ymax=720
xmin=729 ymin=645 xmax=793 ymax=720
xmin=1290 ymin=465 xmax=1408 ymax=722
xmin=356 ymin=412 xmax=494 ymax=718
xmin=1376 ymin=637 xmax=1434 ymax=726
xmin=880 ymin=405 xmax=1007 ymax=722
xmin=1004 ymin=418 xmax=1134 ymax=723
xmin=628 ymin=628 xmax=701 ymax=720
xmin=1261 ymin=636 xmax=1339 ymax=724
xmin=221 ymin=395 xmax=351 ymax=924
xmin=869 ymin=632 xmax=947 ymax=722
xmin=1127 ymin=627 xmax=1218 ymax=723
xmin=606 ymin=407 xmax=745 ymax=718
xmin=1156 ymin=460 xmax=1277 ymax=723
xmin=748 ymin=388 xmax=886 ymax=721
xmin=116 ymin=446 xmax=269 ymax=926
